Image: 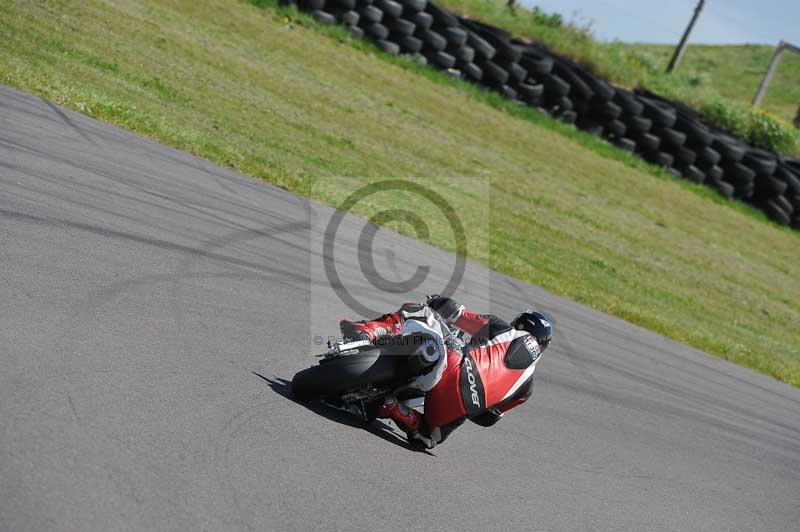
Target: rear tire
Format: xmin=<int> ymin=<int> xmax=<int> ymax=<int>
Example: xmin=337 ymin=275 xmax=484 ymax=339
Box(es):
xmin=291 ymin=349 xmax=404 ymax=401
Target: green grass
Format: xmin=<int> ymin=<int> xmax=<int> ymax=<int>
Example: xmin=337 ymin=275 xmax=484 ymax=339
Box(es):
xmin=435 ymin=0 xmax=800 ymax=154
xmin=1 ymin=0 xmax=799 ymax=386
xmin=623 ymin=43 xmax=800 ymax=126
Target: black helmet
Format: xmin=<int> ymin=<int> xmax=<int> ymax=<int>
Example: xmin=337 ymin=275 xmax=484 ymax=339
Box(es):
xmin=511 ymin=310 xmax=552 ymax=352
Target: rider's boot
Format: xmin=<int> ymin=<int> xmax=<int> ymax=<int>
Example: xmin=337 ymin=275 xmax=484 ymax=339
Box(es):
xmin=377 ymin=396 xmax=436 ymax=450
xmin=339 ymin=312 xmax=404 ymax=344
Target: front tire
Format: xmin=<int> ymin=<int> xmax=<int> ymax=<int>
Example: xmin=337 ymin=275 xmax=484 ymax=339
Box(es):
xmin=291 ymin=348 xmax=404 ymax=401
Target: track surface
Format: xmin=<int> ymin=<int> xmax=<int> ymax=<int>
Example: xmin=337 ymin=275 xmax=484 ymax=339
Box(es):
xmin=1 ymin=85 xmax=799 ymax=532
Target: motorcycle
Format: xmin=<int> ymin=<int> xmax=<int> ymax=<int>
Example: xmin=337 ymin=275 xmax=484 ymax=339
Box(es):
xmin=291 ymin=297 xmax=465 ymax=420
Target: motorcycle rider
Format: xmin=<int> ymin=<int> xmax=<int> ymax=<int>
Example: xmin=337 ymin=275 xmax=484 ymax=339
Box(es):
xmin=339 ymin=296 xmax=552 ymax=450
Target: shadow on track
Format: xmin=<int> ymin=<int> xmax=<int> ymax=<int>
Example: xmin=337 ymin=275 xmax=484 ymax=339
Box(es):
xmin=252 ymin=372 xmax=434 ymax=455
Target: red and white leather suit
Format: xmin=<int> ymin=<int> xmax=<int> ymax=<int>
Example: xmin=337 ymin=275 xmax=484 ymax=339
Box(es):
xmin=340 ymin=301 xmax=542 ymax=445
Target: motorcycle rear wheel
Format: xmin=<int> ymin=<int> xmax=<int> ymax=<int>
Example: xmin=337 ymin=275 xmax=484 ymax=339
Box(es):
xmin=291 ymin=348 xmax=405 ymax=401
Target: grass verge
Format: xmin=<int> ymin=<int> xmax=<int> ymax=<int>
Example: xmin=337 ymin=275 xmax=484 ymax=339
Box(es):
xmin=1 ymin=0 xmax=799 ymax=386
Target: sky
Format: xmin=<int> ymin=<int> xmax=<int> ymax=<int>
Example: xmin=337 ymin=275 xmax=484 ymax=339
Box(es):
xmin=523 ymin=0 xmax=800 ymax=44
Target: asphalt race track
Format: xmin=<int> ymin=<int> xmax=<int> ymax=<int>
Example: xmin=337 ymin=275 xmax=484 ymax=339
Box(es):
xmin=1 ymin=84 xmax=799 ymax=532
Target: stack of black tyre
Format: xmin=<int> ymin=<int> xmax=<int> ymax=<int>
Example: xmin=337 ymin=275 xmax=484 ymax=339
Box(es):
xmin=751 ymin=154 xmax=800 ymax=227
xmin=632 ymin=91 xmax=800 ymax=226
xmin=546 ymin=54 xmax=625 ymax=138
xmin=455 ymin=21 xmax=542 ymax=106
xmin=299 ymin=0 xmax=431 ymax=56
xmin=777 ymin=158 xmax=800 ymax=228
xmin=632 ymin=92 xmax=721 ymax=184
xmin=283 ymin=0 xmax=800 ymax=229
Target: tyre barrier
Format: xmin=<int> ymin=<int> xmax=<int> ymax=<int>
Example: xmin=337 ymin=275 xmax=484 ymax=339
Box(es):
xmin=283 ymin=0 xmax=800 ymax=229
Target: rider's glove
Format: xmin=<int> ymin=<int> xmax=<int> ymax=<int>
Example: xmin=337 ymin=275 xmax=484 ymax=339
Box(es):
xmin=427 ymin=295 xmax=464 ymax=324
xmin=445 ymin=335 xmax=466 ymax=352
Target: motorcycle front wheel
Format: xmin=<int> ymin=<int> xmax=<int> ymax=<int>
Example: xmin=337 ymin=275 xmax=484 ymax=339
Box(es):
xmin=291 ymin=348 xmax=406 ymax=401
